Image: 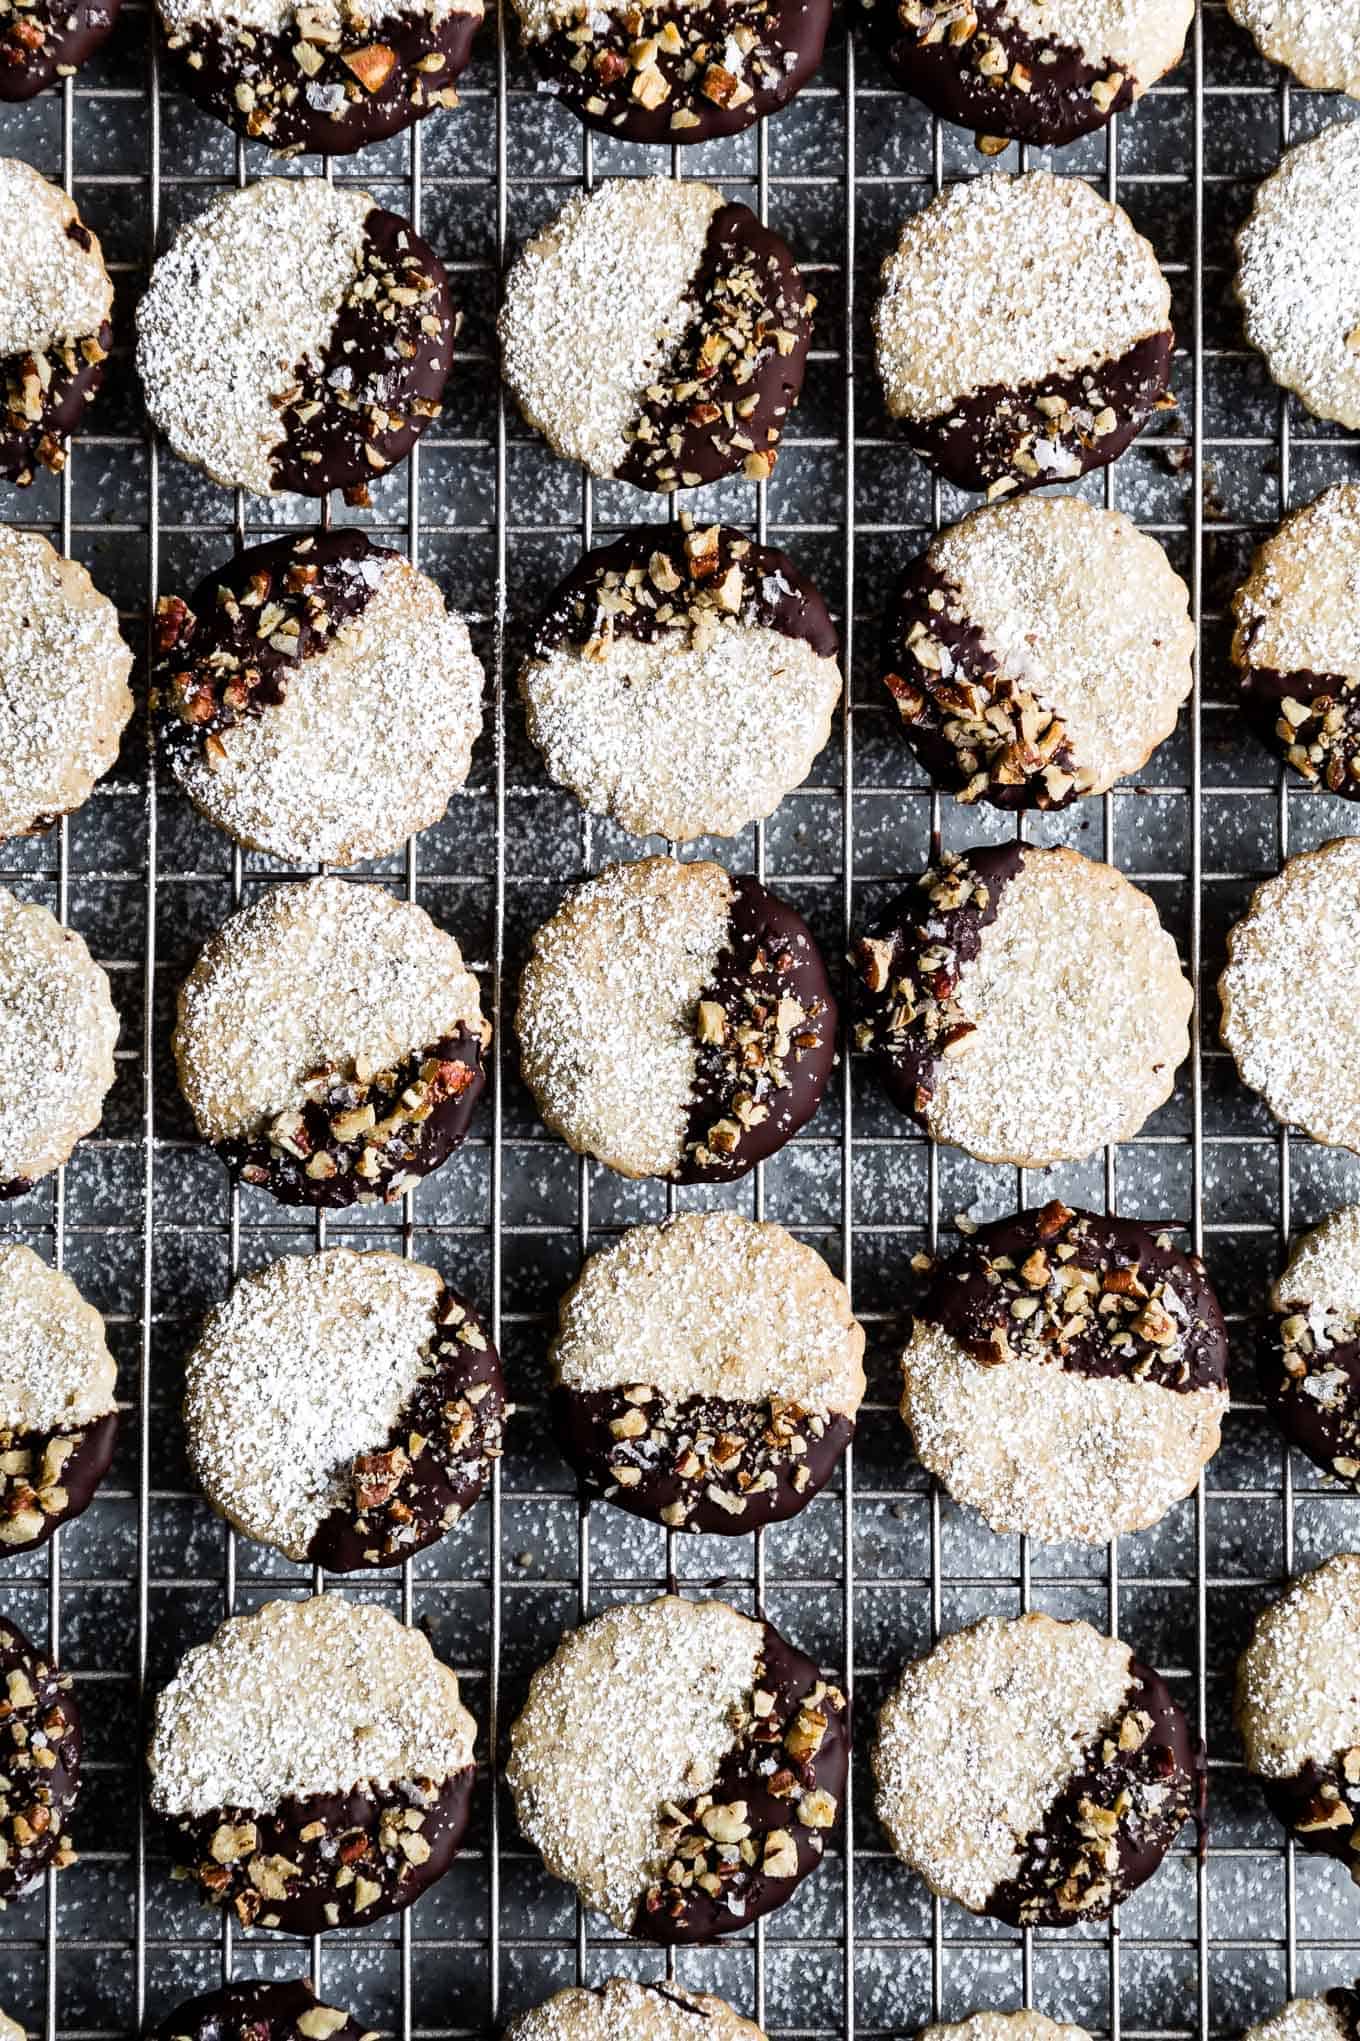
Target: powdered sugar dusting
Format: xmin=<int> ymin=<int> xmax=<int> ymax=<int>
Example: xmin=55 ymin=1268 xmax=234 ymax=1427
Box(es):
xmin=0 ymin=1244 xmax=116 ymax=1434
xmin=0 ymin=889 xmax=118 ymax=1185
xmin=159 ymin=0 xmax=476 ymax=35
xmin=1006 ymin=0 xmax=1189 ymax=77
xmin=1233 ymin=482 xmax=1360 ymax=683
xmin=927 ymin=2015 xmax=1091 ymax=2041
xmin=0 ymin=157 xmax=111 ymax=358
xmin=1237 ymin=1553 xmax=1360 ymax=1779
xmin=1246 ymin=2000 xmax=1354 ymax=2041
xmin=1237 ymin=121 xmax=1360 ymax=432
xmin=1227 ymin=0 xmax=1360 ymax=95
xmin=505 ymin=1979 xmax=765 ymax=2041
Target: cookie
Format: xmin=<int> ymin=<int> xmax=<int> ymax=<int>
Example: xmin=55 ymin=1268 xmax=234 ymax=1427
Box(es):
xmin=0 ymin=1243 xmax=118 ymax=1554
xmin=1236 ymin=1552 xmax=1360 ymax=1876
xmin=1245 ymin=1995 xmax=1360 ymax=2041
xmin=874 ymin=171 xmax=1173 ymax=498
xmin=0 ymin=1616 xmax=80 ymax=1906
xmin=184 ymin=1247 xmax=504 ymax=1570
xmin=1228 ymin=0 xmax=1360 ymax=101
xmin=519 ymin=522 xmax=840 ymax=842
xmin=156 ymin=0 xmax=478 ymax=155
xmin=857 ymin=0 xmax=1190 ymax=149
xmin=1 ymin=159 xmax=112 ymax=487
xmin=922 ymin=2019 xmax=1091 ymax=2041
xmin=506 ymin=1595 xmax=848 ymax=1941
xmin=499 ymin=179 xmax=813 ymax=494
xmin=873 ymin=1611 xmax=1200 ymax=1926
xmin=0 ymin=0 xmax=120 ymax=97
xmin=1263 ymin=1206 xmax=1360 ymax=1484
xmin=147 ymin=1594 xmax=478 ymax=1934
xmin=136 ymin=179 xmax=455 ymax=500
xmin=174 ymin=876 xmax=488 ymax=1209
xmin=516 ymin=856 xmax=837 ymax=1184
xmin=852 ymin=843 xmax=1191 ymax=1169
xmin=151 ymin=1982 xmax=368 ymax=2041
xmin=154 ymin=529 xmax=483 ymax=865
xmin=882 ymin=495 xmax=1193 ymax=810
xmin=1219 ymin=837 xmax=1360 ymax=1154
xmin=504 ymin=1981 xmax=765 ymax=2041
xmin=550 ymin=1210 xmax=864 ymax=1535
xmin=0 ymin=2014 xmax=21 ymax=2041
xmin=1237 ymin=122 xmax=1360 ymax=432
xmin=0 ymin=889 xmax=119 ymax=1197
xmin=902 ymin=1201 xmax=1228 ymax=1544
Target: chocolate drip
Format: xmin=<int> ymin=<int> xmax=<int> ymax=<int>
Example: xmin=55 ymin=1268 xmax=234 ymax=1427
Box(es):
xmin=635 ymin=1620 xmax=849 ymax=1942
xmin=0 ymin=1616 xmax=80 ymax=1902
xmin=917 ymin=1201 xmax=1229 ymax=1392
xmin=553 ymin=1383 xmax=854 ymax=1534
xmin=1239 ymin=655 xmax=1360 ymax=800
xmin=988 ymin=1657 xmax=1202 ymax=1927
xmin=219 ymin=1022 xmax=486 ymax=1210
xmin=172 ymin=1765 xmax=475 ymax=1934
xmin=614 ymin=204 xmax=813 ymax=494
xmin=1257 ymin=1744 xmax=1360 ymax=1879
xmin=1261 ymin=1318 xmax=1360 ymax=1484
xmin=152 ymin=1979 xmax=366 ymax=2041
xmin=1325 ymin=1989 xmax=1360 ymax=2041
xmin=0 ymin=0 xmax=121 ymax=99
xmin=307 ymin=1285 xmax=504 ymax=1571
xmin=1 ymin=311 xmax=111 ymax=486
xmin=0 ymin=1408 xmax=119 ymax=1553
xmin=680 ymin=873 xmax=837 ymax=1184
xmin=899 ymin=328 xmax=1174 ymax=496
xmin=852 ymin=841 xmax=1026 ymax=1128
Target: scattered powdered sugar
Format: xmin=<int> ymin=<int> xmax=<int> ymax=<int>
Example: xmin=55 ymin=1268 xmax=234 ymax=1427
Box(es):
xmin=499 ymin=179 xmax=722 ymax=479
xmin=1234 ymin=482 xmax=1360 ymax=682
xmin=927 ymin=2017 xmax=1091 ymax=2041
xmin=1237 ymin=121 xmax=1360 ymax=432
xmin=0 ymin=158 xmax=111 ymax=358
xmin=1227 ymin=0 xmax=1360 ymax=94
xmin=184 ymin=1248 xmax=444 ymax=1561
xmin=1273 ymin=1206 xmax=1360 ymax=1356
xmin=506 ymin=1596 xmax=761 ymax=1931
xmin=0 ymin=890 xmax=118 ymax=1185
xmin=158 ymin=0 xmax=476 ymax=35
xmin=148 ymin=1594 xmax=477 ymax=1817
xmin=504 ymin=1979 xmax=765 ymax=2041
xmin=1237 ymin=1553 xmax=1360 ymax=1778
xmin=552 ymin=1209 xmax=865 ymax=1411
xmin=875 ymin=171 xmax=1170 ymax=422
xmin=873 ymin=1613 xmax=1134 ymax=1910
xmin=1004 ymin=0 xmax=1189 ymax=76
xmin=0 ymin=1244 xmax=117 ymax=1434
xmin=175 ymin=876 xmax=484 ymax=1144
xmin=1246 ymin=2001 xmax=1355 ymax=2041
xmin=136 ymin=179 xmax=372 ymax=498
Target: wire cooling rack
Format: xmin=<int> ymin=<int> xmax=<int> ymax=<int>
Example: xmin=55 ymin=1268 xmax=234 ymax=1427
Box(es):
xmin=5 ymin=5 xmax=1360 ymax=2036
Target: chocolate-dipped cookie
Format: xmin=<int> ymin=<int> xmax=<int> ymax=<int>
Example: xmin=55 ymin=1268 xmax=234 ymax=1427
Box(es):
xmin=1245 ymin=1993 xmax=1360 ymax=2041
xmin=148 ymin=1594 xmax=478 ymax=1934
xmin=0 ymin=1244 xmax=118 ymax=1554
xmin=882 ymin=495 xmax=1193 ymax=810
xmin=0 ymin=1616 xmax=80 ymax=1905
xmin=500 ymin=179 xmax=813 ymax=495
xmin=507 ymin=1595 xmax=848 ymax=1942
xmin=903 ymin=1202 xmax=1228 ymax=1544
xmin=852 ymin=843 xmax=1191 ymax=1169
xmin=505 ymin=1981 xmax=765 ymax=2041
xmin=136 ymin=178 xmax=455 ymax=500
xmin=1264 ymin=1207 xmax=1360 ymax=1483
xmin=0 ymin=0 xmax=120 ymax=97
xmin=1237 ymin=122 xmax=1360 ymax=432
xmin=874 ymin=1612 xmax=1200 ymax=1926
xmin=185 ymin=1247 xmax=503 ymax=1570
xmin=156 ymin=0 xmax=478 ymax=154
xmin=516 ymin=856 xmax=836 ymax=1184
xmin=520 ymin=521 xmax=840 ymax=842
xmin=874 ymin=171 xmax=1173 ymax=498
xmin=151 ymin=1982 xmax=369 ymax=2041
xmin=550 ymin=1210 xmax=864 ymax=1535
xmin=154 ymin=529 xmax=483 ymax=865
xmin=1236 ymin=1553 xmax=1360 ymax=1877
xmin=1 ymin=159 xmax=112 ymax=487
xmin=0 ymin=888 xmax=118 ymax=1199
xmin=1227 ymin=0 xmax=1360 ymax=95
xmin=857 ymin=0 xmax=1190 ymax=149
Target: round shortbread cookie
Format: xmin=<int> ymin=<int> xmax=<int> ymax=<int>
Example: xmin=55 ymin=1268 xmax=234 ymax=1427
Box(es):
xmin=858 ymin=0 xmax=1191 ymax=149
xmin=550 ymin=1210 xmax=865 ymax=1535
xmin=174 ymin=876 xmax=488 ymax=1209
xmin=873 ymin=171 xmax=1173 ymax=498
xmin=1227 ymin=0 xmax=1360 ymax=97
xmin=1237 ymin=122 xmax=1360 ymax=432
xmin=151 ymin=1983 xmax=367 ymax=2041
xmin=184 ymin=1247 xmax=504 ymax=1570
xmin=147 ymin=1594 xmax=478 ymax=1935
xmin=874 ymin=1612 xmax=1200 ymax=1925
xmin=136 ymin=179 xmax=456 ymax=500
xmin=0 ymin=1243 xmax=118 ymax=1555
xmin=882 ymin=495 xmax=1193 ymax=810
xmin=903 ymin=1201 xmax=1228 ymax=1543
xmin=0 ymin=888 xmax=118 ymax=1196
xmin=500 ymin=180 xmax=813 ymax=494
xmin=0 ymin=0 xmax=120 ymax=98
xmin=504 ymin=1980 xmax=765 ymax=2041
xmin=506 ymin=1595 xmax=849 ymax=1941
xmin=0 ymin=1615 xmax=80 ymax=1905
xmin=1 ymin=158 xmax=112 ymax=488
xmin=1236 ymin=1553 xmax=1360 ymax=1878
xmin=519 ymin=522 xmax=840 ymax=841
xmin=1244 ymin=1995 xmax=1360 ymax=2041
xmin=1265 ymin=1206 xmax=1360 ymax=1484
xmin=516 ymin=856 xmax=837 ymax=1184
xmin=1219 ymin=837 xmax=1360 ymax=1154
xmin=921 ymin=2018 xmax=1092 ymax=2041
xmin=0 ymin=2013 xmax=22 ymax=2041
xmin=0 ymin=525 xmax=132 ymax=838
xmin=154 ymin=529 xmax=483 ymax=864
xmin=852 ymin=843 xmax=1191 ymax=1168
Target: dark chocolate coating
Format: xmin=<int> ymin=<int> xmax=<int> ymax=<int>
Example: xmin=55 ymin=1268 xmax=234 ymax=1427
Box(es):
xmin=0 ymin=1615 xmax=80 ymax=1902
xmin=0 ymin=1409 xmax=119 ymax=1553
xmin=897 ymin=327 xmax=1174 ymax=497
xmin=307 ymin=1284 xmax=504 ymax=1571
xmin=172 ymin=1766 xmax=474 ymax=1935
xmin=528 ymin=0 xmax=830 ymax=145
xmin=635 ymin=1619 xmax=849 ymax=1941
xmin=151 ymin=1979 xmax=366 ymax=2041
xmin=160 ymin=0 xmax=480 ymax=155
xmin=1326 ymin=1990 xmax=1360 ymax=2041
xmin=0 ymin=0 xmax=121 ymax=98
xmin=1 ymin=291 xmax=111 ymax=487
xmin=552 ymin=1384 xmax=853 ymax=1534
xmin=916 ymin=1201 xmax=1229 ymax=1392
xmin=1261 ymin=1322 xmax=1360 ymax=1484
xmin=987 ymin=1655 xmax=1201 ymax=1926
xmin=0 ymin=1174 xmax=34 ymax=1201
xmin=1256 ymin=1744 xmax=1360 ymax=1882
xmin=1239 ymin=656 xmax=1360 ymax=801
